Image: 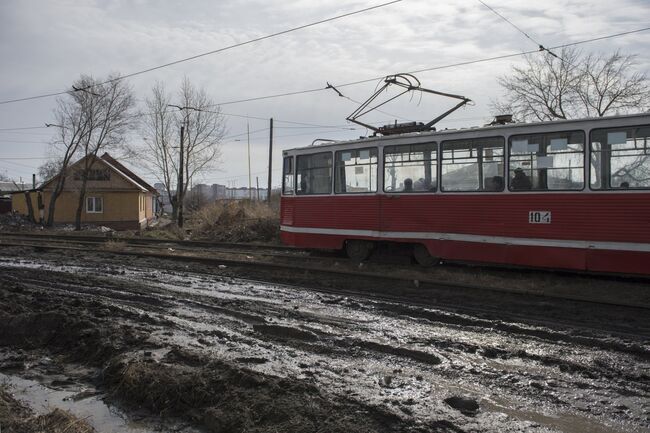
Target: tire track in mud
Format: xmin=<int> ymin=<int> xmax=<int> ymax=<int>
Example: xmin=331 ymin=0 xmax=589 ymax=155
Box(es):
xmin=104 ymin=265 xmax=650 ymax=430
xmin=1 ymin=254 xmax=649 ymax=432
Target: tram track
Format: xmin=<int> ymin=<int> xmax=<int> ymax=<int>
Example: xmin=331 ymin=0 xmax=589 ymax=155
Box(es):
xmin=1 ymin=231 xmax=649 ymax=316
xmin=0 ymin=231 xmax=310 ymax=258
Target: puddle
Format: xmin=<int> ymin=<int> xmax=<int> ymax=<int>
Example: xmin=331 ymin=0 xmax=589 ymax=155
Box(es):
xmin=0 ymin=373 xmax=200 ymax=433
xmin=482 ymin=397 xmax=636 ymax=433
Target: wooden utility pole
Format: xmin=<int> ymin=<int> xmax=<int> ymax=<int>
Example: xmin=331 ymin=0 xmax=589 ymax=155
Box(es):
xmin=247 ymin=122 xmax=252 ymax=200
xmin=267 ymin=118 xmax=273 ymax=203
xmin=177 ymin=125 xmax=185 ymax=228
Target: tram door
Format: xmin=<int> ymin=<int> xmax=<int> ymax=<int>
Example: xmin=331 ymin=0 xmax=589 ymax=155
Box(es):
xmin=333 ymin=147 xmax=382 ymax=232
xmin=381 ymin=143 xmax=437 ymax=233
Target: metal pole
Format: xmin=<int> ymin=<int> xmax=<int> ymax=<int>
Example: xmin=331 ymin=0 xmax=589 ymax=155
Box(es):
xmin=247 ymin=122 xmax=252 ymax=200
xmin=256 ymin=176 xmax=260 ymax=201
xmin=267 ymin=118 xmax=273 ymax=203
xmin=177 ymin=125 xmax=185 ymax=228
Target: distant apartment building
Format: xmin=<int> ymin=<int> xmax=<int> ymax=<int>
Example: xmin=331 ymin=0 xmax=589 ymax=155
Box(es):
xmin=153 ymin=182 xmax=268 ymax=215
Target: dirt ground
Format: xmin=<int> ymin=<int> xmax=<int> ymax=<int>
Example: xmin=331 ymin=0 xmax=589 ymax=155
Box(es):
xmin=0 ymin=246 xmax=648 ymax=433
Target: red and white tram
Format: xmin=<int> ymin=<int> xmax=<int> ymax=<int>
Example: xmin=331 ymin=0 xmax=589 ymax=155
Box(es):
xmin=280 ymin=113 xmax=650 ymax=275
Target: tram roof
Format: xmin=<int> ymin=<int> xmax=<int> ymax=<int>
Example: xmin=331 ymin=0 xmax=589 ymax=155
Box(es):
xmin=283 ymin=112 xmax=650 ymax=154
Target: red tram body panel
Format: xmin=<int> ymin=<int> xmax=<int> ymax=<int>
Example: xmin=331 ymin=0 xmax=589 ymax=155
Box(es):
xmin=280 ymin=114 xmax=650 ymax=275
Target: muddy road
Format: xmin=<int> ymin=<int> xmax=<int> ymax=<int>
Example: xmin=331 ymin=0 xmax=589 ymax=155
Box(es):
xmin=0 ymin=246 xmax=648 ymax=432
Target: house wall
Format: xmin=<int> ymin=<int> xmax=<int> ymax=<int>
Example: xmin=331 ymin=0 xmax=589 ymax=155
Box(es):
xmin=145 ymin=194 xmax=154 ymax=220
xmin=13 ymin=190 xmax=147 ymax=230
xmin=46 ymin=191 xmax=142 ymax=227
xmin=11 ymin=192 xmax=41 ymax=218
xmin=13 ymin=158 xmax=159 ymax=230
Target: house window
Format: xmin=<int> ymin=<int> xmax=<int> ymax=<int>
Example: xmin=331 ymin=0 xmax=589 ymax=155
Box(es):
xmin=86 ymin=197 xmax=103 ymax=213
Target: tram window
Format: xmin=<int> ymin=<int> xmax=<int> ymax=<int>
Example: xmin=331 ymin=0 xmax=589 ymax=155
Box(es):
xmin=296 ymin=152 xmax=332 ymax=195
xmin=282 ymin=156 xmax=294 ymax=195
xmin=441 ymin=137 xmax=504 ymax=192
xmin=590 ymin=125 xmax=650 ymax=190
xmin=383 ymin=143 xmax=437 ymax=193
xmin=508 ymin=131 xmax=584 ymax=191
xmin=335 ymin=147 xmax=378 ymax=194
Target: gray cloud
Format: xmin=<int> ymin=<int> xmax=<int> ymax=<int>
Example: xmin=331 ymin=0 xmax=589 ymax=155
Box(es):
xmin=0 ymin=0 xmax=648 ymax=185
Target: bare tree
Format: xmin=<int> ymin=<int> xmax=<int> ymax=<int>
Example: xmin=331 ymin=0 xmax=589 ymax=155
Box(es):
xmin=47 ymin=74 xmax=135 ymax=228
xmin=0 ymin=171 xmax=9 ymax=182
xmin=493 ymin=48 xmax=650 ymax=121
xmin=139 ymin=78 xmax=226 ymax=224
xmin=576 ymin=51 xmax=650 ymax=117
xmin=46 ymin=88 xmax=93 ymax=227
xmin=70 ymin=75 xmax=135 ymax=230
xmin=37 ymin=159 xmax=63 ymax=184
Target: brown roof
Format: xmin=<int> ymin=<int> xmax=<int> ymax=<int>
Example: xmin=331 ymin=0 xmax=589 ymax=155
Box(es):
xmin=39 ymin=152 xmax=158 ymax=195
xmin=100 ymin=153 xmax=158 ymax=194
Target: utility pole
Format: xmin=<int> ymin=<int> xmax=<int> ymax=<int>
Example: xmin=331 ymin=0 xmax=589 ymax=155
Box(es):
xmin=177 ymin=125 xmax=185 ymax=228
xmin=247 ymin=122 xmax=252 ymax=200
xmin=168 ymin=104 xmax=201 ymax=228
xmin=267 ymin=118 xmax=273 ymax=203
xmin=256 ymin=177 xmax=260 ymax=201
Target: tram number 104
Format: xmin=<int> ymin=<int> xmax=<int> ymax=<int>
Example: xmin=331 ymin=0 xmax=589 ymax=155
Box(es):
xmin=529 ymin=211 xmax=552 ymax=224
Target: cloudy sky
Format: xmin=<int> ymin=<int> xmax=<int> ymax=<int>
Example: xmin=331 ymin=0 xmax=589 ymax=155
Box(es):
xmin=0 ymin=0 xmax=648 ymax=189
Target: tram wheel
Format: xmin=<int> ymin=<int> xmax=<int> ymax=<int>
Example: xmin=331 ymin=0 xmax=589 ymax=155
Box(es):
xmin=345 ymin=240 xmax=374 ymax=261
xmin=413 ymin=244 xmax=439 ymax=266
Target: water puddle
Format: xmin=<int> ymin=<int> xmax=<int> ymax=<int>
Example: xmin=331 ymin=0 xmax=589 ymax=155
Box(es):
xmin=0 ymin=373 xmax=200 ymax=433
xmin=482 ymin=397 xmax=633 ymax=433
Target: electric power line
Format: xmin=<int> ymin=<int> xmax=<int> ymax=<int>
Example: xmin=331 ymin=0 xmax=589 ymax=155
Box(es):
xmin=0 ymin=157 xmax=49 ymax=160
xmin=209 ymin=26 xmax=650 ymax=106
xmin=476 ymin=0 xmax=561 ymax=58
xmin=0 ymin=126 xmax=48 ymax=131
xmin=0 ymin=0 xmax=403 ymax=106
xmin=0 ymin=26 xmax=646 ymax=131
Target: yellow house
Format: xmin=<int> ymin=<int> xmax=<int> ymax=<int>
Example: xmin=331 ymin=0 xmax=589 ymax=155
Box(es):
xmin=12 ymin=153 xmax=158 ymax=230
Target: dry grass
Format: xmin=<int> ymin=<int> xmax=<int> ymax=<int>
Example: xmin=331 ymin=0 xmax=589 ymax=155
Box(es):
xmin=1 ymin=385 xmax=94 ymax=433
xmin=140 ymin=224 xmax=186 ymax=240
xmin=31 ymin=409 xmax=95 ymax=433
xmin=189 ymin=200 xmax=279 ymax=243
xmin=103 ymin=352 xmax=401 ymax=433
xmin=101 ymin=240 xmax=127 ymax=252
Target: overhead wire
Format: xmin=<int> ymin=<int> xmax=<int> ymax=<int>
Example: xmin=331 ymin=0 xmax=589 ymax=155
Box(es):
xmin=208 ymin=26 xmax=650 ymax=107
xmin=0 ymin=25 xmax=646 ymax=131
xmin=0 ymin=126 xmax=48 ymax=131
xmin=476 ymin=0 xmax=561 ymax=58
xmin=0 ymin=0 xmax=403 ymax=106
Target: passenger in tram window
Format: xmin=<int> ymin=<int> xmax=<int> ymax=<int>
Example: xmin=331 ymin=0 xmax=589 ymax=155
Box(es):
xmin=511 ymin=168 xmax=532 ymax=190
xmin=414 ymin=178 xmax=426 ymax=190
xmin=404 ymin=178 xmax=414 ymax=192
xmin=487 ymin=175 xmax=504 ymax=191
xmin=620 ymin=181 xmax=630 ymax=189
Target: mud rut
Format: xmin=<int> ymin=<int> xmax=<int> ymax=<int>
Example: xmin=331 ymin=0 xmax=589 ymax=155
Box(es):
xmin=0 ymin=247 xmax=648 ymax=433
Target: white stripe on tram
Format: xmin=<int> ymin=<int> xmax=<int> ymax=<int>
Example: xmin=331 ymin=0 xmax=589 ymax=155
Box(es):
xmin=279 ymin=225 xmax=650 ymax=253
